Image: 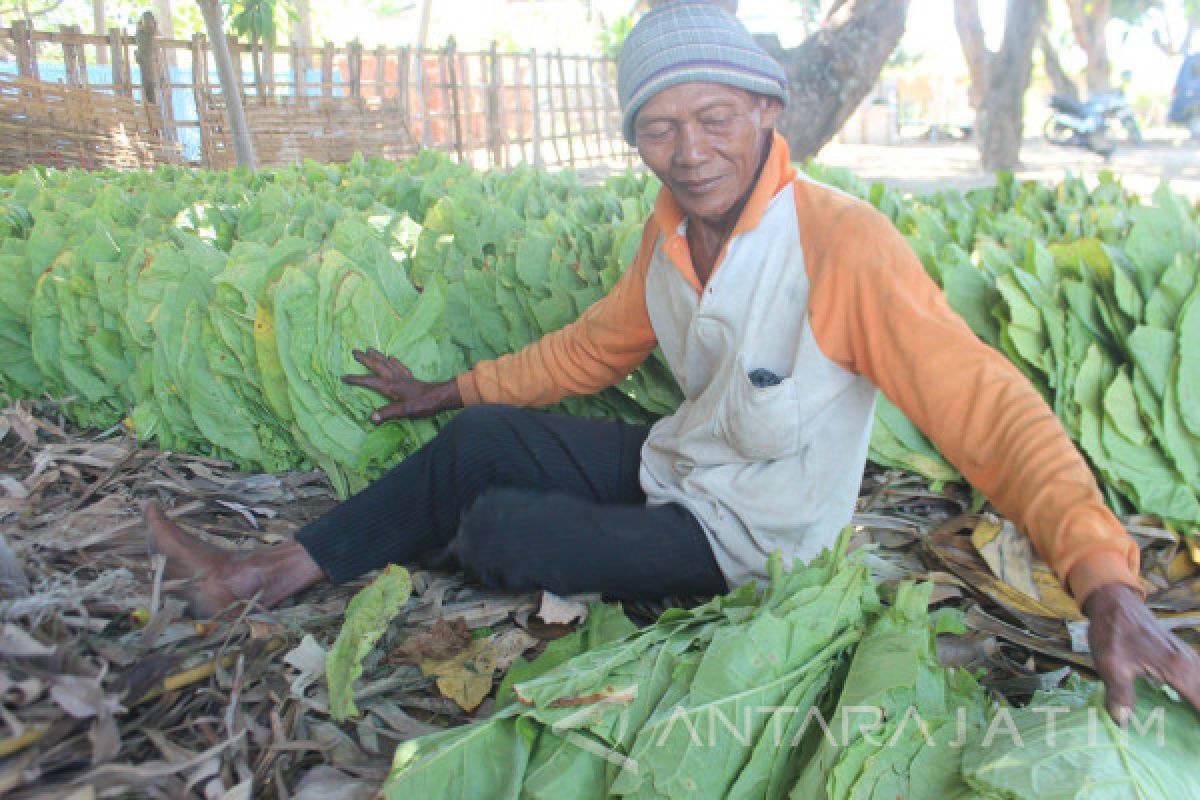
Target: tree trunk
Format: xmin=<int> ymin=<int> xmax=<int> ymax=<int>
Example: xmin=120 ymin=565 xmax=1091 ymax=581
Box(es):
xmin=294 ymin=0 xmax=313 ymax=50
xmin=154 ymin=0 xmax=173 ymax=36
xmin=93 ymin=0 xmax=108 ymax=64
xmin=153 ymin=0 xmax=176 ymax=68
xmin=955 ymin=0 xmax=1045 ymax=172
xmin=198 ymin=0 xmax=256 ymax=169
xmin=763 ymin=0 xmax=910 ymax=160
xmin=953 ymin=0 xmax=988 ymax=111
xmin=977 ymin=3 xmax=1041 ymax=172
xmin=416 ymin=0 xmax=434 ymax=50
xmin=1067 ymin=0 xmax=1111 ymax=96
xmin=1040 ymin=31 xmax=1079 ymax=101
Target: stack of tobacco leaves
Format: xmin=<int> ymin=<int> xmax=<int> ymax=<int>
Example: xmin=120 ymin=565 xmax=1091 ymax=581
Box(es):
xmin=378 ymin=539 xmax=1200 ymax=799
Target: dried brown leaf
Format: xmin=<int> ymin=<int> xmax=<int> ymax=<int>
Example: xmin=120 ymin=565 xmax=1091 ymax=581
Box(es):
xmin=394 ymin=616 xmax=470 ymax=663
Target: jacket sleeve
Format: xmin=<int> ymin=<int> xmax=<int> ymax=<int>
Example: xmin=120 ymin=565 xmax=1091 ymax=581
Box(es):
xmin=456 ymin=220 xmax=660 ymax=408
xmin=799 ymin=184 xmax=1142 ymax=606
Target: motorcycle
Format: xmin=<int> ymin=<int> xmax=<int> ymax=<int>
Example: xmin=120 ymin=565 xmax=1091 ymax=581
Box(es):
xmin=1043 ymin=91 xmax=1143 ymax=157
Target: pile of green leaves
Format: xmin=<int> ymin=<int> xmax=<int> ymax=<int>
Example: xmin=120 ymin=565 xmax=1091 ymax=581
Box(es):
xmin=384 ymin=537 xmax=882 ymax=799
xmin=379 ymin=539 xmax=1200 ymax=799
xmin=0 ymin=155 xmax=667 ymax=497
xmin=0 ymin=156 xmax=1197 ymax=530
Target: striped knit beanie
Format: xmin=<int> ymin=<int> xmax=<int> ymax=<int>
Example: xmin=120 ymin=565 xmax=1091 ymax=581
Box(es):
xmin=617 ymin=1 xmax=789 ymax=145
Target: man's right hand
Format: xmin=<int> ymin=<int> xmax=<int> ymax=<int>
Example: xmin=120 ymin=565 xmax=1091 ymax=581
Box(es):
xmin=341 ymin=347 xmax=463 ymax=423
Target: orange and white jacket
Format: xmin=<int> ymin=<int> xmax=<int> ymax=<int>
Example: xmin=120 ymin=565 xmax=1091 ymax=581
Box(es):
xmin=457 ymin=133 xmax=1141 ymax=604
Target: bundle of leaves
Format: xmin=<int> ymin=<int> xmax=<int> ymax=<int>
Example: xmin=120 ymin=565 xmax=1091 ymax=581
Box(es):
xmin=369 ymin=542 xmax=1200 ymax=799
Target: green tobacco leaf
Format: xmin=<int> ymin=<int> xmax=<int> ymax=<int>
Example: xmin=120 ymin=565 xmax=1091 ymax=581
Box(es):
xmin=869 ymin=397 xmax=960 ymax=484
xmin=1125 ymin=326 xmax=1176 ymax=399
xmin=941 ymin=245 xmax=1001 ymax=346
xmin=1164 ymin=361 xmax=1200 ymax=486
xmin=789 ymin=582 xmax=989 ymax=800
xmin=1111 ymin=261 xmax=1144 ymax=322
xmin=1103 ymin=371 xmax=1149 ymax=447
xmin=1179 ymin=282 xmax=1200 ymax=438
xmin=385 ymin=712 xmax=535 ymax=800
xmin=1048 ymin=236 xmax=1110 ymax=277
xmin=963 ymin=679 xmax=1200 ymax=799
xmin=1144 ymin=254 xmax=1198 ymax=331
xmin=1124 ymin=183 xmax=1198 ymax=298
xmin=495 ymin=603 xmax=635 ymax=709
xmin=327 ymin=565 xmax=412 ymax=720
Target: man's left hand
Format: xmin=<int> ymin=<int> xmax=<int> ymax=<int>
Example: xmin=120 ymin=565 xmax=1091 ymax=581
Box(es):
xmin=1085 ymin=582 xmax=1200 ymax=723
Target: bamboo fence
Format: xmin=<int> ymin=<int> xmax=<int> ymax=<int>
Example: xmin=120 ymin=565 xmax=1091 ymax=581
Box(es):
xmin=0 ymin=18 xmax=632 ymax=172
xmin=0 ymin=73 xmax=170 ymax=171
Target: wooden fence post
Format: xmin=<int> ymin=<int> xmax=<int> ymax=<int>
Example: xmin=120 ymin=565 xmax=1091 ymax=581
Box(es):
xmin=417 ymin=44 xmax=430 ymax=146
xmin=321 ymin=41 xmax=334 ymax=96
xmin=603 ymin=57 xmax=620 ymax=159
xmin=397 ymin=46 xmax=410 ymax=121
xmin=291 ymin=41 xmax=306 ymax=97
xmin=529 ymin=48 xmax=543 ymax=169
xmin=444 ymin=36 xmax=463 ymax=161
xmin=549 ymin=50 xmax=566 ymax=167
xmin=374 ymin=44 xmax=387 ymax=99
xmin=109 ymin=28 xmax=130 ymax=96
xmin=190 ymin=33 xmax=207 ymax=95
xmin=12 ymin=20 xmax=37 ymax=80
xmin=347 ymin=39 xmax=362 ymax=98
xmin=458 ymin=48 xmax=471 ymax=152
xmin=134 ymin=11 xmax=160 ymax=104
xmin=511 ymin=53 xmax=525 ymax=164
xmin=588 ymin=57 xmax=603 ymax=160
xmin=191 ymin=32 xmax=215 ymax=165
xmin=263 ymin=39 xmax=275 ymax=99
xmin=486 ymin=41 xmax=503 ymax=169
xmin=567 ymin=54 xmax=588 ymax=164
xmin=249 ymin=40 xmax=264 ymax=102
xmin=62 ymin=25 xmax=87 ymax=87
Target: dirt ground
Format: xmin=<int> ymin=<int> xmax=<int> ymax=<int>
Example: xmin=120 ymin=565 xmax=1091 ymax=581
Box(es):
xmin=15 ymin=399 xmax=1196 ymax=797
xmin=818 ymin=134 xmax=1200 ymax=198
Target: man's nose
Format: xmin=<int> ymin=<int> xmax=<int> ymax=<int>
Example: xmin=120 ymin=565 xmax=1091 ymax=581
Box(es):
xmin=674 ymin=122 xmax=710 ymax=166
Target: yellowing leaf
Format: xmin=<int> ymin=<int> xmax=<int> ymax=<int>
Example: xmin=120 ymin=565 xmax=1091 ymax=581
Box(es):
xmin=971 ymin=517 xmax=1041 ymax=603
xmin=1168 ymin=550 xmax=1198 ymax=583
xmin=327 ymin=565 xmax=412 ymax=721
xmin=419 ymin=638 xmax=498 ymax=712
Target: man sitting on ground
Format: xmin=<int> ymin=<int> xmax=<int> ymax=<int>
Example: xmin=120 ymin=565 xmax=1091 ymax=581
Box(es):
xmin=146 ymin=0 xmax=1200 ymax=723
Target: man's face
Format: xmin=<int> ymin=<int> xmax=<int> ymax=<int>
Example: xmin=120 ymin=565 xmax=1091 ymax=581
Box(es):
xmin=634 ymin=82 xmax=781 ymax=226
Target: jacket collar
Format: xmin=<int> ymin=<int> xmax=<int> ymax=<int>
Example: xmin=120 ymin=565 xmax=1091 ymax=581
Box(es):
xmin=650 ymin=131 xmax=796 ymax=293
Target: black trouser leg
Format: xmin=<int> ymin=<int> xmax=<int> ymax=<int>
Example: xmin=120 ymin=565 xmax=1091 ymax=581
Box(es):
xmin=294 ymin=404 xmax=727 ymax=599
xmin=452 ymin=488 xmax=727 ymax=600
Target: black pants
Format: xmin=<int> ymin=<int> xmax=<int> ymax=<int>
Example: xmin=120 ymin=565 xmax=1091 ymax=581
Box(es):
xmin=295 ymin=404 xmax=728 ymax=600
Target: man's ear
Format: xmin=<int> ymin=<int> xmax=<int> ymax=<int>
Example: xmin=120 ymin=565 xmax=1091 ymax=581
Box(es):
xmin=758 ymin=95 xmax=783 ymax=131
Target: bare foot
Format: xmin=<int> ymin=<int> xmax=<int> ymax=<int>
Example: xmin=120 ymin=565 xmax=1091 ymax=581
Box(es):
xmin=143 ymin=502 xmax=327 ymax=618
xmin=143 ymin=502 xmax=261 ymax=618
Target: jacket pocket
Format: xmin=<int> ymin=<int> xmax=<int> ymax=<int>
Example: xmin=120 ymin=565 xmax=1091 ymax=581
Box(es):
xmin=713 ymin=352 xmax=802 ymax=461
